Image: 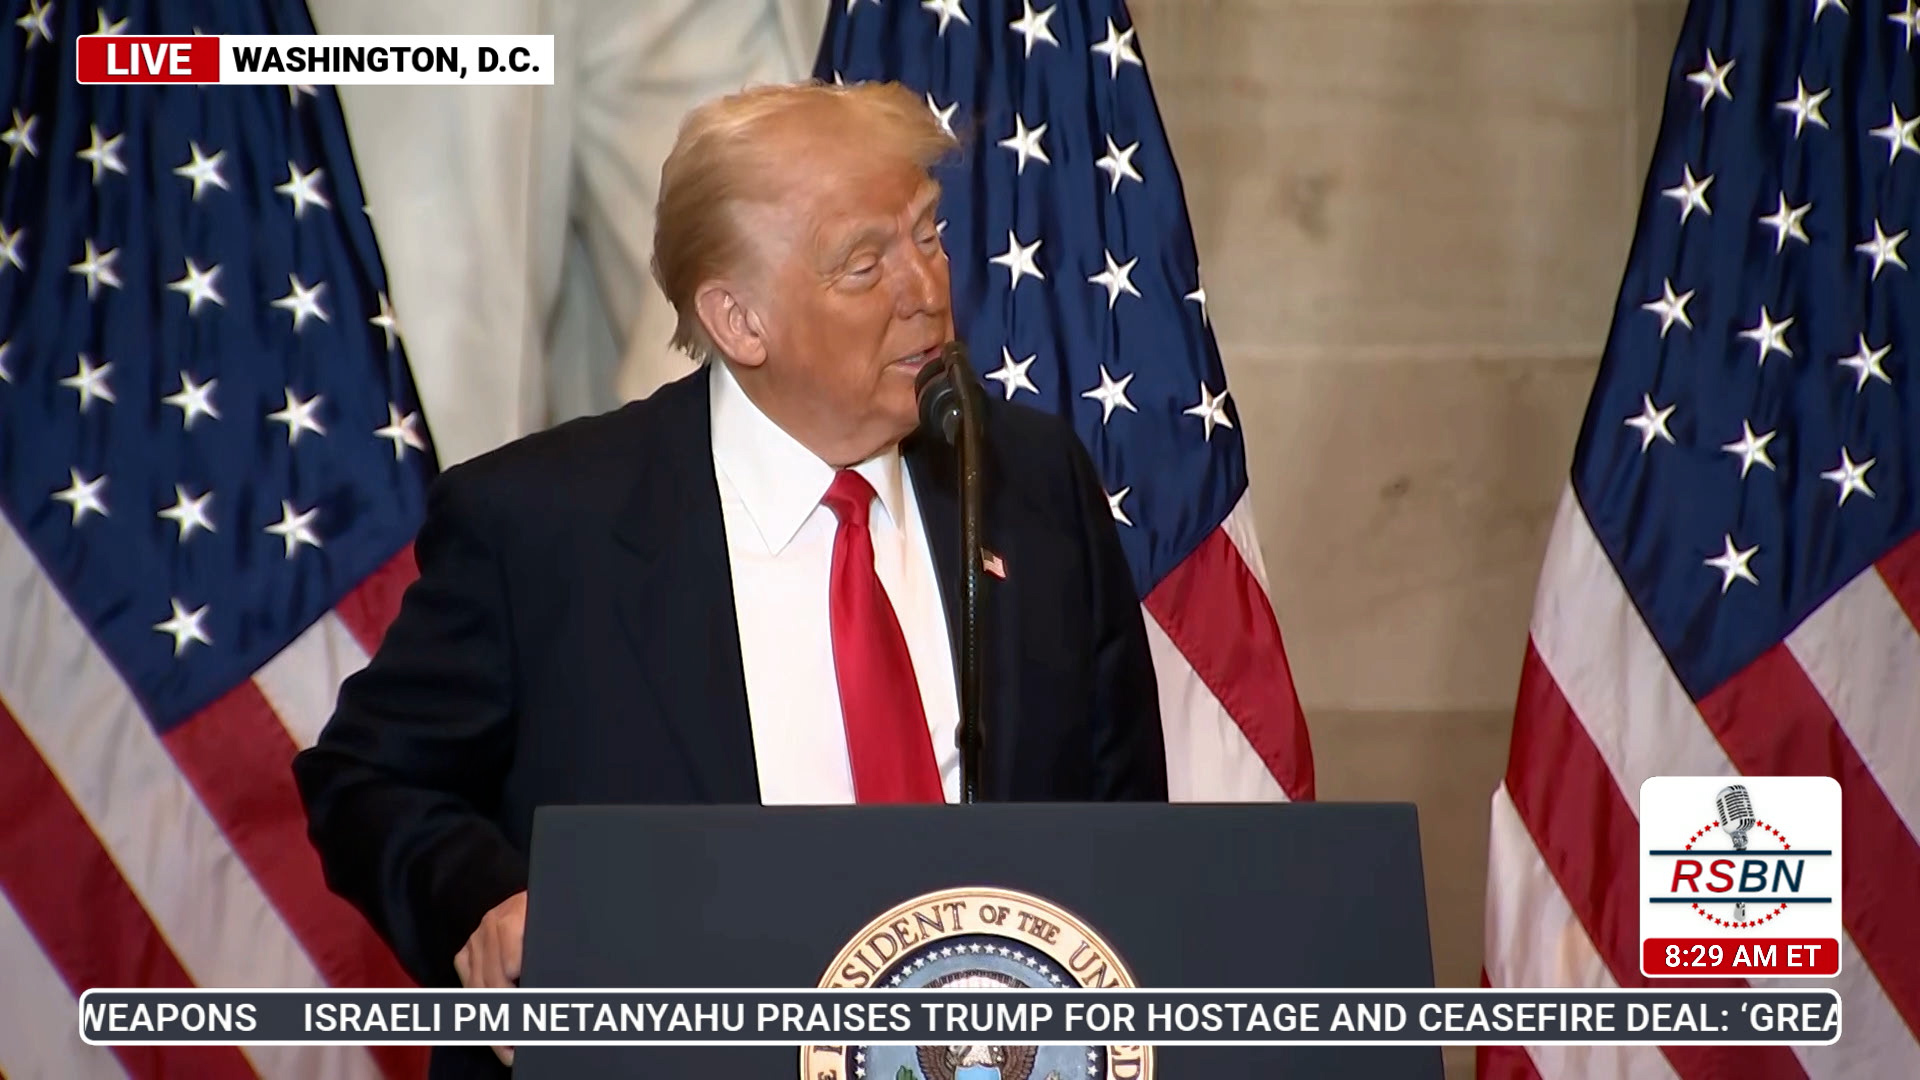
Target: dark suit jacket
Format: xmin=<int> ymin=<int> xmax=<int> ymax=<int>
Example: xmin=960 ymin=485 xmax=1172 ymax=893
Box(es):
xmin=292 ymin=368 xmax=1166 ymax=1076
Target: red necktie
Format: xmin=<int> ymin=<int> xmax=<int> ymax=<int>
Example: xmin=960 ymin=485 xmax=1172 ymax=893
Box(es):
xmin=821 ymin=470 xmax=945 ymax=803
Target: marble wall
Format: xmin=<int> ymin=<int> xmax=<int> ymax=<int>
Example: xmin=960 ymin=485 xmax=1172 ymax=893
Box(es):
xmin=1124 ymin=1 xmax=1690 ymax=1073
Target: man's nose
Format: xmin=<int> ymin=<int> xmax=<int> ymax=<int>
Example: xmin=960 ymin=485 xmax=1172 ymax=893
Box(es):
xmin=896 ymin=245 xmax=947 ymax=317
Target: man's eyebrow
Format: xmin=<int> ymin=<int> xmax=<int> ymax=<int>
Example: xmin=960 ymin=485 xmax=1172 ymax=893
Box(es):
xmin=822 ymin=221 xmax=889 ymax=269
xmin=821 ymin=182 xmax=945 ymax=268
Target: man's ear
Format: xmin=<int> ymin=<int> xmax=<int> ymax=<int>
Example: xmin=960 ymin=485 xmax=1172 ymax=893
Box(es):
xmin=695 ymin=282 xmax=769 ymax=369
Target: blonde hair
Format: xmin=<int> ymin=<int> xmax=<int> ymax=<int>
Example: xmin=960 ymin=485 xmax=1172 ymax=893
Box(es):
xmin=650 ymin=80 xmax=961 ymax=362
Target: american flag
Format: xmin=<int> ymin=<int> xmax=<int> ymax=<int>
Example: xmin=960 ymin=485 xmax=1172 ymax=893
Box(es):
xmin=0 ymin=2 xmax=432 ymax=1078
xmin=817 ymin=0 xmax=1313 ymax=802
xmin=1482 ymin=1 xmax=1919 ymax=1078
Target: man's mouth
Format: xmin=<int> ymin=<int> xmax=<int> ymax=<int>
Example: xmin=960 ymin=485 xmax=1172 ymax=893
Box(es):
xmin=893 ymin=344 xmax=944 ymax=371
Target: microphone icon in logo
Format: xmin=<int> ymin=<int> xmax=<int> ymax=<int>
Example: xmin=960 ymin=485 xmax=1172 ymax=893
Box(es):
xmin=1715 ymin=785 xmax=1757 ymax=922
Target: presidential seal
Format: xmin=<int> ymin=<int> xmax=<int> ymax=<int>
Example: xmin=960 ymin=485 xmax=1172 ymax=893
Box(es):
xmin=801 ymin=887 xmax=1153 ymax=1080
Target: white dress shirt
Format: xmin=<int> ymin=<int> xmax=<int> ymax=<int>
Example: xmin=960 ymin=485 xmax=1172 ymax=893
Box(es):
xmin=709 ymin=362 xmax=961 ymax=804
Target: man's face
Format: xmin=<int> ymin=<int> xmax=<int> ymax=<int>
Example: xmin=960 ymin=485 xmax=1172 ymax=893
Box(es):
xmin=743 ymin=135 xmax=954 ymax=464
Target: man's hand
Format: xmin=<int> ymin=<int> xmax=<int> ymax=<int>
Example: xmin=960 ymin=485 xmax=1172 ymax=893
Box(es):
xmin=454 ymin=890 xmax=527 ymax=1066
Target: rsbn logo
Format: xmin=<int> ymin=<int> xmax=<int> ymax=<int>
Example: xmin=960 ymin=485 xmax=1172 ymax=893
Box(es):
xmin=1651 ymin=784 xmax=1831 ymax=929
xmin=1639 ymin=776 xmax=1842 ymax=978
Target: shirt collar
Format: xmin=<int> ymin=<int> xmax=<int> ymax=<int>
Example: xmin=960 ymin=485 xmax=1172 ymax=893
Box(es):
xmin=709 ymin=361 xmax=907 ymax=555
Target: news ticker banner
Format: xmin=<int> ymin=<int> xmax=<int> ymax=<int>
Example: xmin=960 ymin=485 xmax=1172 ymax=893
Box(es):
xmin=81 ymin=989 xmax=1840 ymax=1047
xmin=74 ymin=35 xmax=555 ymax=85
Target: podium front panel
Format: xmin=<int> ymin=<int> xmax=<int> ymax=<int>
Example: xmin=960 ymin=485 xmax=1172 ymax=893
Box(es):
xmin=516 ymin=801 xmax=1442 ymax=1078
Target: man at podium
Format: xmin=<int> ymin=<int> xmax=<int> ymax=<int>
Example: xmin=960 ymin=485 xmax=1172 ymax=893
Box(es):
xmin=293 ymin=79 xmax=1168 ymax=1070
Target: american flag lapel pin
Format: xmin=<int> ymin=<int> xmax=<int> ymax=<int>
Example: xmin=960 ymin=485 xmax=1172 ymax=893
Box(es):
xmin=980 ymin=549 xmax=1006 ymax=579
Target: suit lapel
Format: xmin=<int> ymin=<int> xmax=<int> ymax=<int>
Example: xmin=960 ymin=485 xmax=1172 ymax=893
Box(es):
xmin=609 ymin=372 xmax=760 ymax=803
xmin=904 ymin=433 xmax=963 ymax=649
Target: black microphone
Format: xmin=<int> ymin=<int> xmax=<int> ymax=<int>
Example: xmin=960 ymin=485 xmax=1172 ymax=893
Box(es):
xmin=914 ymin=341 xmax=987 ymax=805
xmin=915 ymin=349 xmax=962 ymax=445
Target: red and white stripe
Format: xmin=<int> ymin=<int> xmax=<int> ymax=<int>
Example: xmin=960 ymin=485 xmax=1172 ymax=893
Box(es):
xmin=0 ymin=520 xmax=428 ymax=1080
xmin=1480 ymin=487 xmax=1920 ymax=1080
xmin=1142 ymin=492 xmax=1314 ymax=802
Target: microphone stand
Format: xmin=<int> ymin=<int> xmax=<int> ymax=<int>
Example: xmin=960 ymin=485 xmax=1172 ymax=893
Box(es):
xmin=949 ymin=347 xmax=986 ymax=805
